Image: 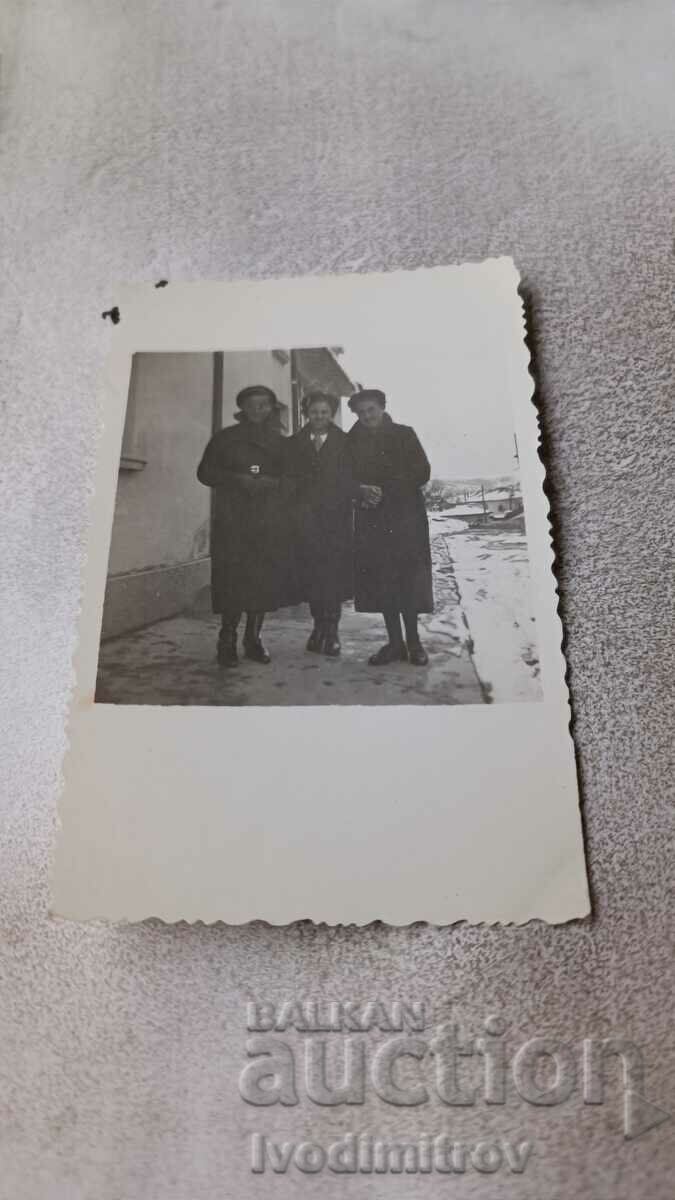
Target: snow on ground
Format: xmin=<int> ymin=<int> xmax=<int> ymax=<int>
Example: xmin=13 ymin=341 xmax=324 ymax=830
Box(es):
xmin=97 ymin=515 xmax=541 ymax=707
xmin=430 ymin=515 xmax=542 ymax=703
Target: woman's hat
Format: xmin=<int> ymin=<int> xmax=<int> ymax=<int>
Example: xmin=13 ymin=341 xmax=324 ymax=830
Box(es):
xmin=301 ymin=390 xmax=339 ymax=417
xmin=235 ymin=385 xmax=280 ymax=409
xmin=348 ymin=388 xmax=386 ymax=412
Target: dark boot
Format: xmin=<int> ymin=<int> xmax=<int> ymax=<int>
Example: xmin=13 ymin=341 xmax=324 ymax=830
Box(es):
xmin=217 ymin=615 xmax=240 ymax=667
xmin=403 ymin=611 xmax=429 ymax=666
xmin=407 ymin=639 xmax=429 ymax=666
xmin=368 ymin=642 xmax=408 ymax=666
xmin=369 ymin=610 xmax=407 ymax=666
xmin=306 ymin=621 xmax=325 ymax=653
xmin=323 ymin=619 xmax=341 ymax=658
xmin=244 ymin=612 xmax=271 ymax=664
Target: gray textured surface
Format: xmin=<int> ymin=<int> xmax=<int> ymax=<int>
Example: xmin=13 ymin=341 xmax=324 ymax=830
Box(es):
xmin=1 ymin=1 xmax=673 ymax=1196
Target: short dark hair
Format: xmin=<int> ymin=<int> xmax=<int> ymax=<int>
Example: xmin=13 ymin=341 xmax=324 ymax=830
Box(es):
xmin=348 ymin=388 xmax=386 ymax=413
xmin=301 ymin=390 xmax=339 ymax=417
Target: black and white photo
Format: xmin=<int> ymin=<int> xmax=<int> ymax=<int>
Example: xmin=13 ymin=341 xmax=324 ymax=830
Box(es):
xmin=55 ymin=263 xmax=588 ymax=925
xmin=95 ymin=340 xmax=541 ymax=707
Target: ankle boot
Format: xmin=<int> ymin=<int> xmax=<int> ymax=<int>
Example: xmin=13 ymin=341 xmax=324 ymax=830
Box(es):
xmin=217 ymin=621 xmax=239 ymax=667
xmin=368 ymin=641 xmax=408 ymax=666
xmin=407 ymin=638 xmax=429 ymax=666
xmin=323 ymin=620 xmax=341 ymax=657
xmin=244 ymin=612 xmax=271 ymax=664
xmin=306 ymin=621 xmax=325 ymax=653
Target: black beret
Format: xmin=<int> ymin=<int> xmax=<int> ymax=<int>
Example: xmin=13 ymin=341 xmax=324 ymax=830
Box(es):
xmin=235 ymin=385 xmax=279 ymax=409
xmin=348 ymin=388 xmax=386 ymax=412
xmin=301 ymin=390 xmax=340 ymax=417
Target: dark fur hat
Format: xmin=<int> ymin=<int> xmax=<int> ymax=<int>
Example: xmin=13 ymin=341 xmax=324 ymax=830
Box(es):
xmin=348 ymin=388 xmax=386 ymax=413
xmin=301 ymin=390 xmax=340 ymax=418
xmin=235 ymin=385 xmax=280 ymax=410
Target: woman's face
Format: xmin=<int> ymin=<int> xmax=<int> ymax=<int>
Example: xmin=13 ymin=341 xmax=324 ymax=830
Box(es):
xmin=355 ymin=399 xmax=385 ymax=430
xmin=307 ymin=400 xmax=333 ymax=433
xmin=242 ymin=393 xmax=274 ymax=424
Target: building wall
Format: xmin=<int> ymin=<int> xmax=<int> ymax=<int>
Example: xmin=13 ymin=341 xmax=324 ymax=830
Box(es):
xmin=102 ymin=352 xmax=214 ymax=638
xmin=109 ymin=353 xmax=214 ymax=574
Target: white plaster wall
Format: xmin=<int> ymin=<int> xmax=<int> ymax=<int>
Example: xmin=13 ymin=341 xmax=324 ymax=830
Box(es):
xmin=1 ymin=3 xmax=673 ymax=1198
xmin=108 ymin=353 xmax=213 ymax=575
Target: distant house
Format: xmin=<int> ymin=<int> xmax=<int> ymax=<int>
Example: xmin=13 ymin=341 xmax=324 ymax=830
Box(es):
xmin=469 ymin=486 xmax=523 ymax=514
xmin=448 ymin=483 xmax=524 ymax=529
xmin=449 ymin=503 xmax=492 ymax=520
xmin=101 ymin=348 xmax=353 ymax=639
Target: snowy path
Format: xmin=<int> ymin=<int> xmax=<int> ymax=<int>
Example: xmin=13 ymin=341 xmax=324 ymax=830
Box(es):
xmin=430 ymin=516 xmax=542 ymax=703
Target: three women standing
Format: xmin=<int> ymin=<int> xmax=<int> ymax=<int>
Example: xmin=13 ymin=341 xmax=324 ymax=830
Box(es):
xmin=198 ymin=382 xmax=434 ymax=669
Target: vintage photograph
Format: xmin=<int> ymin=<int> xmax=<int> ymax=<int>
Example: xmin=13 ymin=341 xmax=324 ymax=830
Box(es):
xmin=55 ymin=264 xmax=587 ymax=925
xmin=96 ymin=345 xmax=541 ymax=707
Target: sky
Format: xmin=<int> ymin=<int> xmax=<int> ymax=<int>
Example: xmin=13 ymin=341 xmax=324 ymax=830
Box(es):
xmin=338 ymin=331 xmax=520 ymax=481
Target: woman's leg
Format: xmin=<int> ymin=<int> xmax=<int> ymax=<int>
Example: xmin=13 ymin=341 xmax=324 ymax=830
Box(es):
xmin=368 ymin=608 xmax=408 ymax=666
xmin=385 ymin=609 xmax=405 ymax=646
xmin=244 ymin=612 xmax=271 ymax=664
xmin=218 ymin=611 xmax=241 ymax=667
xmin=306 ymin=601 xmax=326 ymax=653
xmin=403 ymin=609 xmax=429 ymax=666
xmin=402 ymin=610 xmax=418 ymax=644
xmin=323 ymin=603 xmax=342 ymax=657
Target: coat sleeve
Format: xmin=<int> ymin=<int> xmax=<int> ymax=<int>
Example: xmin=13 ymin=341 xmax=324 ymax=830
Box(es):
xmin=338 ymin=437 xmax=362 ymax=502
xmin=280 ymin=433 xmax=300 ymax=477
xmin=343 ymin=434 xmax=368 ymax=501
xmin=344 ymin=455 xmax=362 ymax=502
xmin=384 ymin=426 xmax=431 ymax=491
xmin=197 ymin=432 xmax=240 ymax=488
xmin=278 ymin=434 xmax=298 ymax=499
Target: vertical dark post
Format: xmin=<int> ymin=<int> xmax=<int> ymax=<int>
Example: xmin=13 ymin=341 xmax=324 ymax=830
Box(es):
xmin=212 ymin=351 xmax=224 ymax=434
xmin=209 ymin=352 xmax=224 ymax=546
xmin=290 ymin=348 xmax=300 ymax=433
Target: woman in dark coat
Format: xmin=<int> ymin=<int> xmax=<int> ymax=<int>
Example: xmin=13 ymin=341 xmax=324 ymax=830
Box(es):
xmin=197 ymin=385 xmax=295 ymax=667
xmin=347 ymin=388 xmax=433 ymax=666
xmin=286 ymin=391 xmax=355 ymax=657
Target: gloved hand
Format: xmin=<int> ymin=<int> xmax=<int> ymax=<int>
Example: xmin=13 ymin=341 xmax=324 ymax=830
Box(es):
xmin=359 ymin=484 xmax=383 ymax=508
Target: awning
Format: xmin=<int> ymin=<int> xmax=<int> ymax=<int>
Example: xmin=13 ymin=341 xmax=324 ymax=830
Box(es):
xmin=294 ymin=348 xmax=354 ymax=397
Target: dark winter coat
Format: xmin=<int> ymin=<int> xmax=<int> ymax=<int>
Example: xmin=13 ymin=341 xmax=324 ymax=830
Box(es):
xmin=197 ymin=418 xmax=297 ymax=614
xmin=347 ymin=414 xmax=434 ymax=614
xmin=285 ymin=423 xmax=355 ymax=613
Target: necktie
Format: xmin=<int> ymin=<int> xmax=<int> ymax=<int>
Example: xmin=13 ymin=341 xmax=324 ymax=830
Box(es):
xmin=312 ymin=433 xmax=323 ymax=453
